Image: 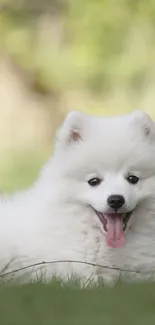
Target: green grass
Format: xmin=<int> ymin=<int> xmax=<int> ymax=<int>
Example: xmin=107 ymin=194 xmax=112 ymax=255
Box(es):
xmin=0 ymin=151 xmax=154 ymax=325
xmin=0 ymin=280 xmax=155 ymax=325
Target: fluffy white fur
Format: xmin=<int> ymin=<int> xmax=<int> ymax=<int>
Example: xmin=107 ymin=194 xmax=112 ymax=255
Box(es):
xmin=1 ymin=110 xmax=155 ymax=283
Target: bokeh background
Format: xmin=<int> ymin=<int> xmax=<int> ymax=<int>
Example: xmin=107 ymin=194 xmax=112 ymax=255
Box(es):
xmin=1 ymin=0 xmax=155 ymax=192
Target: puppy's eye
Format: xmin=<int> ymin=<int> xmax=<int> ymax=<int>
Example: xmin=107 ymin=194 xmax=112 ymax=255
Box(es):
xmin=88 ymin=178 xmax=102 ymax=187
xmin=127 ymin=175 xmax=139 ymax=185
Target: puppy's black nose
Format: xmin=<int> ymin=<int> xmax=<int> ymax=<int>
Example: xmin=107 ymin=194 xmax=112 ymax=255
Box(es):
xmin=107 ymin=195 xmax=125 ymax=210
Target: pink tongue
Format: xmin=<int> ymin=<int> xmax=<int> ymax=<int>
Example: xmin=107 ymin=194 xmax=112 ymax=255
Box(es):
xmin=105 ymin=214 xmax=126 ymax=248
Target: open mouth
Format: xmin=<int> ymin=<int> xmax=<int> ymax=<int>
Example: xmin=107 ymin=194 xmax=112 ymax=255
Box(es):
xmin=96 ymin=211 xmax=132 ymax=232
xmin=95 ymin=210 xmax=133 ymax=249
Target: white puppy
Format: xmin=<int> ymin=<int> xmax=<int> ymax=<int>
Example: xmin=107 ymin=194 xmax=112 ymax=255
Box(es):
xmin=0 ymin=110 xmax=155 ymax=283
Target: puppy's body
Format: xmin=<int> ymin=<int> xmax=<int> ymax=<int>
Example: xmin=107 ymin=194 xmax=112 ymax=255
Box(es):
xmin=0 ymin=110 xmax=155 ymax=282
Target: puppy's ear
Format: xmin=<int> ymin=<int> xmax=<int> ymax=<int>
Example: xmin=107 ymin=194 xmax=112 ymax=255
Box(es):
xmin=129 ymin=110 xmax=155 ymax=140
xmin=56 ymin=111 xmax=89 ymax=149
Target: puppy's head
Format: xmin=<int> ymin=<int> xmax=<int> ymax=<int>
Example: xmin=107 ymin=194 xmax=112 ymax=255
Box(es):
xmin=54 ymin=110 xmax=155 ymax=248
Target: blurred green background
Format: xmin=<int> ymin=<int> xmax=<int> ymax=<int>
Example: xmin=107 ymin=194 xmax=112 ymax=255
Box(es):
xmin=1 ymin=0 xmax=155 ymax=191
